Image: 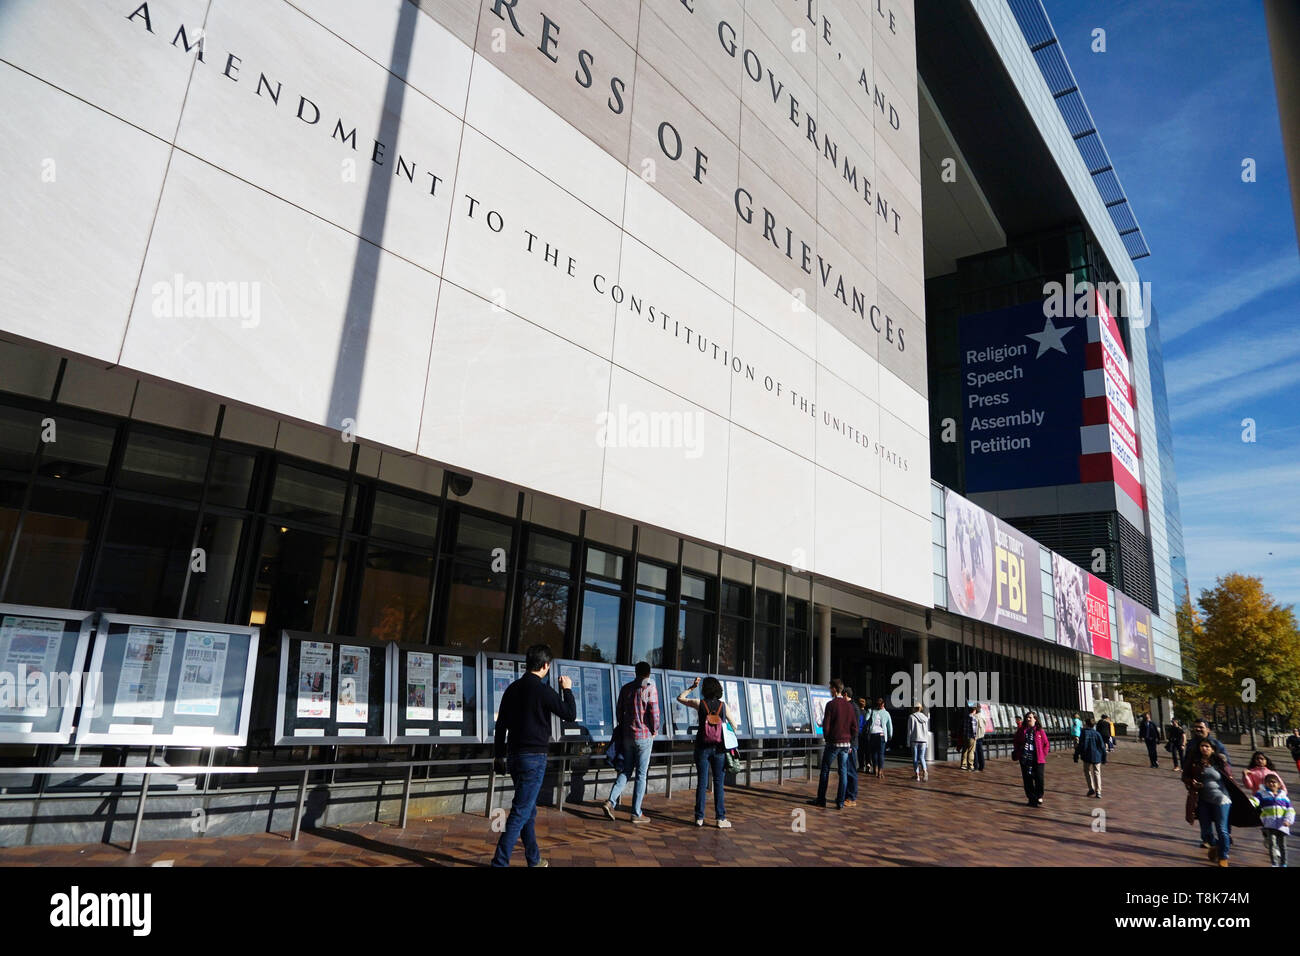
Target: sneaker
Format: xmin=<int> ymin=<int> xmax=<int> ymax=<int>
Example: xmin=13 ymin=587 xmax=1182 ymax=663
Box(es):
xmin=529 ymin=859 xmax=550 ymax=868
xmin=808 ymin=799 xmax=827 ymax=807
xmin=923 ymin=770 xmax=929 ymax=781
xmin=602 ymin=802 xmax=616 ymax=821
xmin=1199 ymin=841 xmax=1213 ymax=849
xmin=631 ymin=813 xmax=646 ymax=824
xmin=1086 ymin=789 xmax=1096 ymax=797
xmin=717 ymin=819 xmax=732 ymax=829
xmin=1094 ymin=793 xmax=1102 ymax=799
xmin=1217 ymin=858 xmax=1229 ymax=867
xmin=843 ymin=799 xmax=857 ymax=808
xmin=695 ymin=818 xmax=704 ymax=827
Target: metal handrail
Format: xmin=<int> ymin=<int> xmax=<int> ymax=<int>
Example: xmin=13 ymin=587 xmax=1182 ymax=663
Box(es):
xmin=0 ymin=738 xmax=828 ymax=855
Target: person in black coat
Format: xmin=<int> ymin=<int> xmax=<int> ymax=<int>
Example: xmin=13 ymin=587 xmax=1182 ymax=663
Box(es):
xmin=1139 ymin=712 xmax=1161 ymax=768
xmin=1074 ymin=716 xmax=1107 ymax=798
xmin=1167 ymin=719 xmax=1187 ymax=772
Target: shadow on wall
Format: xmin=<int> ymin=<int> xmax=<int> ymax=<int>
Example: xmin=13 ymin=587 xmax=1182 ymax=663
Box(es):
xmin=326 ymin=0 xmax=420 ymax=433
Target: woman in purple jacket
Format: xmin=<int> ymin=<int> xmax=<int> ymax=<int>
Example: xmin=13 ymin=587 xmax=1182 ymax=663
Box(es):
xmin=1013 ymin=711 xmax=1050 ymax=807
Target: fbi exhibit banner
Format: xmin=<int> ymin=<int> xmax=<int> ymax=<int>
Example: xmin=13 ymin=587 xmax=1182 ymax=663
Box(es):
xmin=0 ymin=0 xmax=932 ymax=606
xmin=944 ymin=489 xmax=1044 ymax=640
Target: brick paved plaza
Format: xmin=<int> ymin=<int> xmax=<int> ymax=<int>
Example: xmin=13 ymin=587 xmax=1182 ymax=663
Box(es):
xmin=0 ymin=739 xmax=1288 ymax=868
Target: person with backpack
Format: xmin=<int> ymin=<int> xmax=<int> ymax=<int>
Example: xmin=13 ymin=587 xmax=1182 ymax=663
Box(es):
xmin=676 ymin=676 xmax=737 ymax=828
xmin=1097 ymin=714 xmax=1114 ymax=754
xmin=603 ymin=661 xmax=659 ymax=823
xmin=1074 ymin=715 xmax=1107 ymax=798
xmin=811 ymin=678 xmax=855 ymax=809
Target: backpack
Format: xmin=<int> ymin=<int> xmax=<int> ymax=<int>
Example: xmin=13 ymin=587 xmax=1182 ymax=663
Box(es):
xmin=702 ymin=700 xmax=724 ymax=745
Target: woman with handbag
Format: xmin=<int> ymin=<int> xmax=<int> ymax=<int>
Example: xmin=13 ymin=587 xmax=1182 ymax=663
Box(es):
xmin=677 ymin=676 xmax=737 ymax=828
xmin=1183 ymin=739 xmax=1236 ymax=865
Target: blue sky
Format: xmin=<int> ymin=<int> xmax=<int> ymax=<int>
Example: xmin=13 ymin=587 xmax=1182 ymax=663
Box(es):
xmin=1044 ymin=0 xmax=1300 ymax=610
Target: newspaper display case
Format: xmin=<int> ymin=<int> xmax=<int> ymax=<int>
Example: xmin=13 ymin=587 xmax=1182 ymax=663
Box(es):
xmin=0 ymin=603 xmax=95 ymax=744
xmin=274 ymin=631 xmax=391 ymax=745
xmin=391 ymin=644 xmax=479 ymax=744
xmin=743 ymin=679 xmax=783 ymax=737
xmin=554 ymin=659 xmax=615 ymax=742
xmin=79 ymin=613 xmax=259 ymax=747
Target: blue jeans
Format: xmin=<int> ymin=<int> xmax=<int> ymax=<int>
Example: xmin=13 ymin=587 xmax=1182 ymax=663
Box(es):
xmin=912 ymin=741 xmax=928 ymax=774
xmin=817 ymin=744 xmax=849 ymax=806
xmin=491 ymin=752 xmax=547 ymax=867
xmin=1201 ymin=800 xmax=1232 ymax=859
xmin=608 ymin=736 xmax=653 ymax=816
xmin=870 ymin=733 xmax=887 ymax=771
xmin=845 ymin=744 xmax=859 ymax=800
xmin=695 ymin=747 xmax=727 ymax=822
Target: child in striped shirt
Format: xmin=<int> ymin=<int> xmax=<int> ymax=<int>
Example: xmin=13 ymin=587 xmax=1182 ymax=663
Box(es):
xmin=1256 ymin=774 xmax=1295 ymax=867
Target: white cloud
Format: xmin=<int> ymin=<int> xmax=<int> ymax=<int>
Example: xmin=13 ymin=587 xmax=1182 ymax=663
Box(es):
xmin=1160 ymin=250 xmax=1300 ymax=344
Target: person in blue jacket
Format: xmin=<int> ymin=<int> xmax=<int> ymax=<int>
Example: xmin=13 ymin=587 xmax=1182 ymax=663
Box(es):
xmin=1074 ymin=716 xmax=1107 ymax=798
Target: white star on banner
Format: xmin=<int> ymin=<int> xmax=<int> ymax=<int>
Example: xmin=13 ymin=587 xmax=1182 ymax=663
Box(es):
xmin=1026 ymin=317 xmax=1074 ymax=357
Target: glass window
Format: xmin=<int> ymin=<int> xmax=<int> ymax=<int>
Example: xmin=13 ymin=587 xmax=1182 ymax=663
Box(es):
xmin=756 ymin=588 xmax=782 ymax=623
xmin=718 ymin=615 xmax=746 ymax=675
xmin=579 ymin=588 xmax=622 ymax=662
xmin=354 ymin=545 xmax=433 ymax=643
xmin=207 ymin=448 xmax=256 ymax=510
xmin=0 ymin=405 xmax=42 ymax=475
xmin=636 ymin=561 xmax=669 ymax=596
xmin=248 ymin=523 xmax=347 ymax=635
xmin=632 ymin=600 xmax=667 ymax=667
xmin=681 ymin=572 xmax=708 ymax=603
xmin=787 ymin=597 xmax=808 ymax=631
xmin=518 ymin=574 xmax=569 ymax=652
xmin=89 ymin=498 xmax=190 ymax=616
xmin=0 ymin=480 xmax=20 ymax=579
xmin=369 ymin=490 xmax=438 ymax=549
xmin=269 ymin=464 xmax=350 ymax=529
xmin=585 ymin=547 xmax=623 ymax=584
xmin=452 ymin=513 xmax=512 ymax=563
xmin=3 ymin=484 xmax=101 ymax=606
xmin=785 ymin=629 xmax=809 ymax=683
xmin=443 ymin=560 xmax=507 ymax=651
xmin=678 ymin=607 xmax=712 ymax=672
xmin=721 ymin=580 xmax=749 ymax=616
xmin=183 ymin=513 xmax=245 ymax=623
xmin=35 ymin=418 xmax=115 ymax=485
xmin=754 ymin=623 xmax=780 ymax=679
xmin=116 ymin=430 xmax=209 ymax=501
xmin=526 ymin=532 xmax=573 ymax=573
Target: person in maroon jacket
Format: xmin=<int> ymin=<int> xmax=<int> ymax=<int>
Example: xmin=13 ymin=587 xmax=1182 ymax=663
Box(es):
xmin=1013 ymin=711 xmax=1050 ymax=807
xmin=811 ymin=679 xmax=856 ymax=809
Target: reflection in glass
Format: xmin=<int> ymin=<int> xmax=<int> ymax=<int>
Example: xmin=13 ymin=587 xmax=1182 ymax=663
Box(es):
xmin=0 ymin=406 xmax=41 ymax=475
xmin=632 ymin=600 xmax=667 ymax=667
xmin=35 ymin=419 xmax=115 ymax=485
xmin=249 ymin=524 xmax=346 ymax=636
xmin=519 ymin=574 xmax=568 ymax=651
xmin=579 ymin=588 xmax=621 ymax=662
xmin=678 ymin=609 xmax=712 ymax=673
xmin=117 ymin=430 xmax=209 ymax=501
xmin=355 ymin=545 xmax=432 ymax=643
xmin=444 ymin=561 xmax=506 ymax=651
xmin=718 ymin=616 xmax=746 ymax=675
xmin=3 ymin=485 xmax=102 ymax=607
xmin=269 ymin=465 xmax=350 ymax=528
xmin=183 ymin=514 xmax=245 ymax=623
xmin=370 ymin=491 xmax=438 ymax=549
